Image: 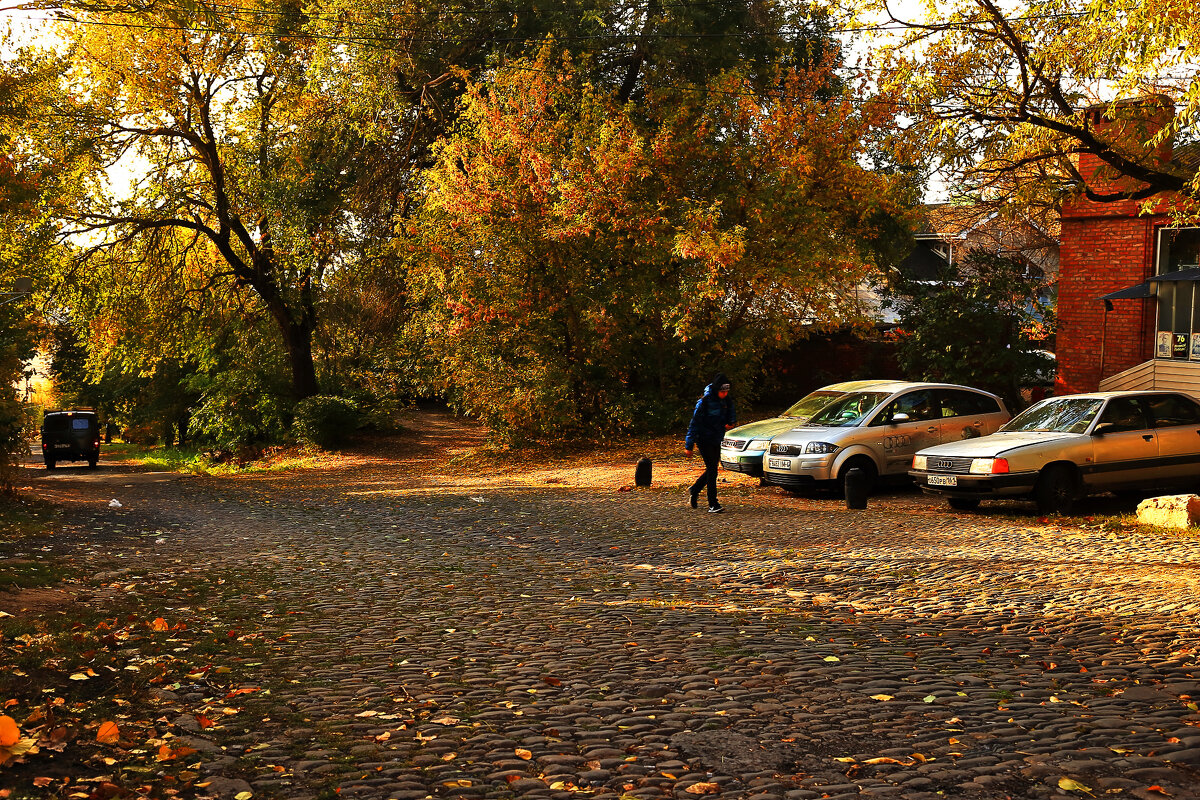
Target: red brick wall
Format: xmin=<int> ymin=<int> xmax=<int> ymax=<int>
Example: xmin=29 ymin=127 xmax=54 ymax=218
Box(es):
xmin=1056 ymin=97 xmax=1176 ymax=394
xmin=1056 ymin=209 xmax=1160 ymax=394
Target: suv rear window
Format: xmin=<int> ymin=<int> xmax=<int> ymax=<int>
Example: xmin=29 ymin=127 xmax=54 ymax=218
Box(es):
xmin=939 ymin=389 xmax=1001 ymax=417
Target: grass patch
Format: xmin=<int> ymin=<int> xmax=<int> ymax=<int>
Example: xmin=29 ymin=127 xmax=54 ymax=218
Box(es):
xmin=0 ymin=559 xmax=71 ymax=592
xmin=103 ymin=442 xmax=330 ymax=475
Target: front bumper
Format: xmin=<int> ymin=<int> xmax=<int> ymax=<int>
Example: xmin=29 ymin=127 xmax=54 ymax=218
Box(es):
xmin=909 ymin=469 xmax=1038 ymax=498
xmin=720 ymin=449 xmax=766 ymax=476
xmin=763 ymin=454 xmax=836 ymax=484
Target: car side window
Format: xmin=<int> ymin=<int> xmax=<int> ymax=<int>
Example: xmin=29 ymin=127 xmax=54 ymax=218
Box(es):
xmin=1096 ymin=397 xmax=1151 ymax=433
xmin=875 ymin=390 xmax=936 ymax=425
xmin=939 ymin=389 xmax=1000 ymax=418
xmin=1146 ymin=394 xmax=1200 ymax=427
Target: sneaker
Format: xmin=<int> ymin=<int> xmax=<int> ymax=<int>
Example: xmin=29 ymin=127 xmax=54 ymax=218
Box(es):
xmin=708 ymin=504 xmax=724 ymax=514
xmin=689 ymin=489 xmax=699 ymax=509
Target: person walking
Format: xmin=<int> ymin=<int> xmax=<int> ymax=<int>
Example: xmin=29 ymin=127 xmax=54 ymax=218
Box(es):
xmin=685 ymin=372 xmax=736 ymax=513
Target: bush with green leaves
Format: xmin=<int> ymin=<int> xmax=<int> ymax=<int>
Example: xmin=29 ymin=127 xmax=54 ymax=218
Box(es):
xmin=887 ymin=249 xmax=1055 ymax=411
xmin=292 ymin=395 xmax=360 ymax=450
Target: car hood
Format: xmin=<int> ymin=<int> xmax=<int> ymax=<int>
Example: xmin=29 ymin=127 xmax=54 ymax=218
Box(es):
xmin=768 ymin=425 xmax=856 ymax=445
xmin=725 ymin=417 xmax=805 ymax=440
xmin=919 ymin=430 xmax=1082 ymax=458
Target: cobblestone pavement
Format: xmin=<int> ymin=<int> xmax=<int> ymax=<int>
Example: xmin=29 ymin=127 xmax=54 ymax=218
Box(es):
xmin=18 ymin=419 xmax=1200 ymax=800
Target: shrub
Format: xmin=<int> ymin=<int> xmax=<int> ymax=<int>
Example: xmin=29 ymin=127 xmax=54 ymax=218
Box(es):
xmin=293 ymin=395 xmax=360 ymax=450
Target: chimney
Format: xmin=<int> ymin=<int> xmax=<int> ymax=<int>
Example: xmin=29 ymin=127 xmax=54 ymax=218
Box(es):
xmin=1074 ymin=95 xmax=1174 ymax=197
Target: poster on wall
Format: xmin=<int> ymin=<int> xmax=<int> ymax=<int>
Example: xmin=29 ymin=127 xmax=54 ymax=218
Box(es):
xmin=1191 ymin=334 xmax=1200 ymax=360
xmin=1158 ymin=331 xmax=1174 ymax=358
xmin=1175 ymin=333 xmax=1190 ymax=358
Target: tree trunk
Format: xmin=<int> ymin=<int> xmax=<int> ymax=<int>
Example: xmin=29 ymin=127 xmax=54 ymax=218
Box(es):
xmin=282 ymin=319 xmax=320 ymax=400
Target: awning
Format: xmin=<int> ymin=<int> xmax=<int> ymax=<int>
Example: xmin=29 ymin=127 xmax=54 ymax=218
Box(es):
xmin=1099 ymin=267 xmax=1200 ymax=301
xmin=1149 ymin=267 xmax=1200 ymax=282
xmin=1100 ymin=283 xmax=1153 ymax=300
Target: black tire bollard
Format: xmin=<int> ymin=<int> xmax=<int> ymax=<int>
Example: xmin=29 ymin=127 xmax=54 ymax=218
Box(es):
xmin=634 ymin=457 xmax=653 ymax=487
xmin=844 ymin=467 xmax=868 ymax=510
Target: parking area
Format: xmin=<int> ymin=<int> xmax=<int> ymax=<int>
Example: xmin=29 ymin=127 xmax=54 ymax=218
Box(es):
xmin=4 ymin=409 xmax=1200 ymax=800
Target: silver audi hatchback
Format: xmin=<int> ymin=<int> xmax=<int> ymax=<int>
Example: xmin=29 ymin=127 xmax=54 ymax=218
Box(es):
xmin=761 ymin=381 xmax=1011 ymax=495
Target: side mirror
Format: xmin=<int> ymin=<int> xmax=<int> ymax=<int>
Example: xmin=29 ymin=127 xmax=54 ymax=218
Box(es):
xmin=1093 ymin=422 xmax=1113 ymax=436
xmin=891 ymin=412 xmax=911 ymax=424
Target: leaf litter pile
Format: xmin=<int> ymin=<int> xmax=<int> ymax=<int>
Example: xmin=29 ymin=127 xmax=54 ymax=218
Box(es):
xmin=0 ymin=546 xmax=281 ymax=799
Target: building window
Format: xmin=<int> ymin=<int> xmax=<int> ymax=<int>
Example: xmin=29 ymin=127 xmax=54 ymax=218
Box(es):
xmin=1155 ymin=227 xmax=1200 ymax=360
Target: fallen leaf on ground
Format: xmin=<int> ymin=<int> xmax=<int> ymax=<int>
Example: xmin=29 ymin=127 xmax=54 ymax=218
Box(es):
xmin=96 ymin=721 xmax=120 ymax=744
xmin=515 ymin=748 xmax=533 ymax=760
xmin=684 ymin=782 xmax=719 ymax=794
xmin=0 ymin=717 xmax=18 ymax=747
xmin=1057 ymin=777 xmax=1093 ymax=795
xmin=870 ymin=694 xmax=894 ymax=701
xmin=150 ymin=618 xmax=169 ymax=632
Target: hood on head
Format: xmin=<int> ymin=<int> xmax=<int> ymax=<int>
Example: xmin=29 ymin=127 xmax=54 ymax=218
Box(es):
xmin=706 ymin=372 xmax=731 ymax=397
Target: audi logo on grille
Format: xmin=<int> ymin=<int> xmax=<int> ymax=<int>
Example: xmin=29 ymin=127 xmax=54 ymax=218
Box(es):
xmin=933 ymin=459 xmax=955 ymax=470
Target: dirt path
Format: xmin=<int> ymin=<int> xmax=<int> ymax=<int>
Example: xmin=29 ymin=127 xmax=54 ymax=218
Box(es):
xmin=4 ymin=410 xmax=1200 ymax=800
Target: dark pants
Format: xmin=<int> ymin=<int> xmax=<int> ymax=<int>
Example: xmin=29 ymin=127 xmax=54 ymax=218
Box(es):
xmin=690 ymin=441 xmax=720 ymax=508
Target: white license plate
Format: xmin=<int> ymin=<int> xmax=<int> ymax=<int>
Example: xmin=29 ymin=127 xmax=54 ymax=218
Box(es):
xmin=768 ymin=458 xmax=791 ymax=469
xmin=928 ymin=475 xmax=958 ymax=487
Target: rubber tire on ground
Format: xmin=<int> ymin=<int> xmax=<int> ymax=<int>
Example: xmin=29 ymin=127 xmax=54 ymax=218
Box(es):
xmin=88 ymin=458 xmax=98 ymax=469
xmin=45 ymin=459 xmax=56 ymax=470
xmin=947 ymin=497 xmax=981 ymax=511
xmin=839 ymin=459 xmax=877 ymax=498
xmin=1035 ymin=465 xmax=1077 ymax=515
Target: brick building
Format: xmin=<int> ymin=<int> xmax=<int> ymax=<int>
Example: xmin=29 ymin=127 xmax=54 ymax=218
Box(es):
xmin=1056 ymin=97 xmax=1200 ymax=398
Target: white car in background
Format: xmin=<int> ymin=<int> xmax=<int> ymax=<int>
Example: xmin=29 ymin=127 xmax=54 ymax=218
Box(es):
xmin=761 ymin=381 xmax=1010 ymax=495
xmin=911 ymin=391 xmax=1200 ymax=514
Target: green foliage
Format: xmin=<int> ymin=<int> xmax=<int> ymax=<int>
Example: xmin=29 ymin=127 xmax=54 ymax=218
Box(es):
xmin=188 ymin=369 xmax=291 ymax=452
xmin=0 ymin=301 xmax=37 ymax=493
xmin=887 ymin=250 xmax=1055 ymax=410
xmin=292 ymin=395 xmax=361 ymax=450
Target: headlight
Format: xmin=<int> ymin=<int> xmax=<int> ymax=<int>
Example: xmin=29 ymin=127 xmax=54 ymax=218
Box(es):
xmin=805 ymin=442 xmax=838 ymax=454
xmin=912 ymin=455 xmax=927 ymax=471
xmin=749 ymin=439 xmax=770 ymax=450
xmin=969 ymin=457 xmax=1010 ymax=474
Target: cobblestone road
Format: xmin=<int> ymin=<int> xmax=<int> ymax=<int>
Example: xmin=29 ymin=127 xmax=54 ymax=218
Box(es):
xmin=18 ymin=418 xmax=1200 ymax=800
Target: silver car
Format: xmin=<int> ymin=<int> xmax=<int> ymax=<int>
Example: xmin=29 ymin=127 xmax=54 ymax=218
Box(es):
xmin=910 ymin=391 xmax=1200 ymax=514
xmin=720 ymin=380 xmax=896 ymax=477
xmin=761 ymin=381 xmax=1010 ymax=495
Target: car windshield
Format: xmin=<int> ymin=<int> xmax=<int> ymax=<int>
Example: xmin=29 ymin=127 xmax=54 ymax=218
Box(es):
xmin=782 ymin=391 xmax=842 ymax=419
xmin=805 ymin=392 xmax=891 ymax=427
xmin=1001 ymin=398 xmax=1103 ymax=433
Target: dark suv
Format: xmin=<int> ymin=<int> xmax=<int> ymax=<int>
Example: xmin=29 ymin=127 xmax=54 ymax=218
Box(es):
xmin=41 ymin=409 xmax=100 ymax=470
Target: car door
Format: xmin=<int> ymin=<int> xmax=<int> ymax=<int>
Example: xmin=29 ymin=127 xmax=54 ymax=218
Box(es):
xmin=1087 ymin=396 xmax=1158 ymax=489
xmin=936 ymin=389 xmax=1006 ymax=443
xmin=869 ymin=389 xmax=943 ymax=475
xmin=1144 ymin=393 xmax=1200 ymax=485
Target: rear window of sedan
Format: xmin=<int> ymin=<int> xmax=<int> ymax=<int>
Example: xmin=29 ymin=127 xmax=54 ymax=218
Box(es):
xmin=1002 ymin=398 xmax=1103 ymax=433
xmin=1146 ymin=394 xmax=1200 ymax=426
xmin=806 ymin=392 xmax=891 ymax=427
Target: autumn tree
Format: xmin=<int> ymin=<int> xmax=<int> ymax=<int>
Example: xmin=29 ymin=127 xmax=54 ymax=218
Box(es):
xmin=414 ymin=46 xmax=913 ymax=440
xmin=872 ymin=0 xmax=1200 ymax=214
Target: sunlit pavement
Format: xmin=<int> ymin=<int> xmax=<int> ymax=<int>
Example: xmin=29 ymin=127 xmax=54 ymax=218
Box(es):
xmin=14 ymin=437 xmax=1200 ymax=800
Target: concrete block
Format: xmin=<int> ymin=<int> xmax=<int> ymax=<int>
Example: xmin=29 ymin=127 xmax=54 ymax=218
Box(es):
xmin=1136 ymin=494 xmax=1200 ymax=529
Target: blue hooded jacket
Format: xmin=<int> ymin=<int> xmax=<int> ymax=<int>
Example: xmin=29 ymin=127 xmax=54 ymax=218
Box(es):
xmin=685 ymin=374 xmax=737 ymax=449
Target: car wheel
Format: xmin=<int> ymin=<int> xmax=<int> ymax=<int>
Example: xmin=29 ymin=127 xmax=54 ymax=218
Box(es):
xmin=839 ymin=458 xmax=877 ymax=498
xmin=45 ymin=458 xmax=56 ymax=470
xmin=88 ymin=458 xmax=98 ymax=469
xmin=1035 ymin=464 xmax=1078 ymax=515
xmin=947 ymin=497 xmax=981 ymax=511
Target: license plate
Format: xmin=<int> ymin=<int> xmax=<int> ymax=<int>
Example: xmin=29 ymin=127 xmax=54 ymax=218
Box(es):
xmin=928 ymin=475 xmax=958 ymax=487
xmin=768 ymin=458 xmax=790 ymax=469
